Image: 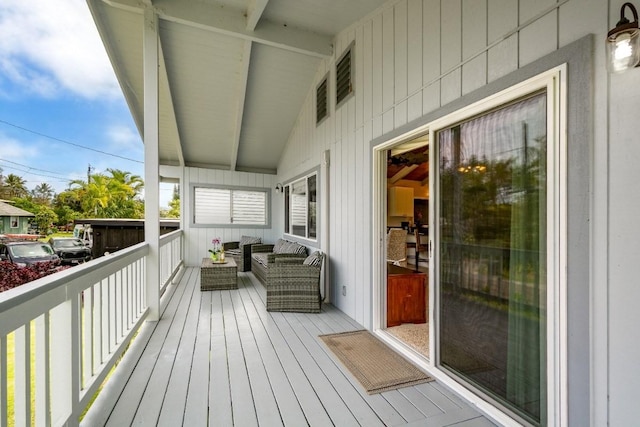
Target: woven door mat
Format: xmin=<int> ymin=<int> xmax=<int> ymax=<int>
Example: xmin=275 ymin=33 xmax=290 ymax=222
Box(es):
xmin=319 ymin=330 xmax=433 ymax=394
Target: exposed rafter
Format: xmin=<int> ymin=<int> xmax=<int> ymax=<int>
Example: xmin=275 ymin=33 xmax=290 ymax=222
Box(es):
xmin=388 ymin=165 xmax=418 ymax=184
xmin=230 ymin=41 xmax=252 ymax=171
xmin=246 ymin=0 xmax=269 ymax=31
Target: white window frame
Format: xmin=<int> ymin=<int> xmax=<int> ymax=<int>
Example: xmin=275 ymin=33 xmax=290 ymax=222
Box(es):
xmin=284 ymin=171 xmax=318 ymax=242
xmin=191 ymin=184 xmax=270 ymax=228
xmin=371 ymin=65 xmax=567 ymax=427
xmin=10 ymin=216 xmax=18 ymax=228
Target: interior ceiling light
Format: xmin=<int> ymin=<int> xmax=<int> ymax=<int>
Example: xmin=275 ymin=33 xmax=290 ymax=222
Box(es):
xmin=607 ymin=2 xmax=640 ymax=73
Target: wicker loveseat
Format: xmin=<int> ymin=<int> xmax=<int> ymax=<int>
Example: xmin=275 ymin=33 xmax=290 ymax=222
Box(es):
xmin=251 ymin=239 xmax=324 ymax=312
xmin=250 ymin=238 xmax=308 ymax=284
xmin=265 ymin=252 xmax=324 ymax=312
xmin=223 ymin=235 xmax=261 ymax=272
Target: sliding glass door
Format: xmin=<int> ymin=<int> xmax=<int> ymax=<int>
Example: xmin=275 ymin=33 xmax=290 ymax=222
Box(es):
xmin=436 ymin=92 xmax=548 ymax=425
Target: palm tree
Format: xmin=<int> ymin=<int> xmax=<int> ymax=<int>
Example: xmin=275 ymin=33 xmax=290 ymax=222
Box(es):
xmin=82 ymin=174 xmax=112 ymax=218
xmin=32 ymin=183 xmax=55 ymax=205
xmin=106 ymin=169 xmax=144 ymax=197
xmin=4 ymin=174 xmax=28 ymax=198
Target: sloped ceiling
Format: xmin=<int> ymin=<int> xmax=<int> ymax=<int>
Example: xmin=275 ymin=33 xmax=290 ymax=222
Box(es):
xmin=87 ymin=0 xmax=387 ymax=174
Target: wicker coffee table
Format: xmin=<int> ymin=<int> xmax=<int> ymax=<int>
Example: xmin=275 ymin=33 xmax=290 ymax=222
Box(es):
xmin=200 ymin=257 xmax=238 ymax=290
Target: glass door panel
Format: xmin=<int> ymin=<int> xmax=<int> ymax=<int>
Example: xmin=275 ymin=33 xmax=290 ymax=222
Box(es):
xmin=437 ymin=92 xmax=547 ymax=425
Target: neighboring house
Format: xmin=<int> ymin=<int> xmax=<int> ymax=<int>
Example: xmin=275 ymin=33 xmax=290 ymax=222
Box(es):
xmin=0 ymin=200 xmax=34 ymax=234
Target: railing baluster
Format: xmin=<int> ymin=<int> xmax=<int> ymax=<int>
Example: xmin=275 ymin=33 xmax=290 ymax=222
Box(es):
xmin=115 ymin=270 xmax=122 ymax=344
xmin=14 ymin=324 xmax=30 ymax=427
xmin=0 ymin=334 xmax=7 ymax=427
xmin=34 ymin=313 xmax=50 ymax=427
xmin=93 ymin=282 xmax=102 ymax=370
xmin=83 ymin=288 xmax=93 ymax=386
xmin=50 ymin=301 xmax=73 ymax=425
xmin=109 ymin=274 xmax=116 ymax=351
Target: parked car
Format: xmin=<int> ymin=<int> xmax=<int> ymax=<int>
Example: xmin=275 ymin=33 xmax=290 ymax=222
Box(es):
xmin=0 ymin=241 xmax=60 ymax=267
xmin=47 ymin=237 xmax=92 ymax=265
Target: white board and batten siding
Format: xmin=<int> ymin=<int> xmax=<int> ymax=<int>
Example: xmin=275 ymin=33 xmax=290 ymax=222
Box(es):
xmin=275 ymin=0 xmax=640 ymax=425
xmin=181 ymin=166 xmax=280 ymax=266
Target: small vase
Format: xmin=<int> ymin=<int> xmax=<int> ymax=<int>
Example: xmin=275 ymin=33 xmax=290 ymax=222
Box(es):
xmin=210 ymin=252 xmax=219 ymax=262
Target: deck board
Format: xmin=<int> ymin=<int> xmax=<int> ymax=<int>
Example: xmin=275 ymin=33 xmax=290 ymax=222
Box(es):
xmin=85 ymin=267 xmax=497 ymax=427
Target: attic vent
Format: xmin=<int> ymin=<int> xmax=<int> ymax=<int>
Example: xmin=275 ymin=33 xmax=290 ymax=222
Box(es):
xmin=316 ymin=76 xmax=328 ymax=124
xmin=336 ymin=44 xmax=353 ymax=107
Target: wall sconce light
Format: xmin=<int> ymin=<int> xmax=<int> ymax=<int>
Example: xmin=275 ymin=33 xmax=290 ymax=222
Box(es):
xmin=607 ymin=2 xmax=640 ymax=73
xmin=275 ymin=183 xmax=284 ymax=193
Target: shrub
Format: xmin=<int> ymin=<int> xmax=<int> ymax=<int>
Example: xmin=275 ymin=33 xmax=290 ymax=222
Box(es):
xmin=0 ymin=261 xmax=69 ymax=293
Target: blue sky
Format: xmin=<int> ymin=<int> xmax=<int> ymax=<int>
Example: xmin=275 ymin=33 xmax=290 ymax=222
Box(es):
xmin=0 ymin=0 xmax=173 ymax=208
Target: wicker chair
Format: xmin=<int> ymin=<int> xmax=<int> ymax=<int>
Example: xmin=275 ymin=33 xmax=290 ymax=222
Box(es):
xmin=266 ymin=252 xmax=324 ymax=313
xmin=223 ymin=236 xmax=261 ymax=272
xmin=386 ymin=229 xmax=408 ymax=267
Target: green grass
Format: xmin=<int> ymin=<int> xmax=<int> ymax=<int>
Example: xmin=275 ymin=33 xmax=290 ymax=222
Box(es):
xmin=5 ymin=325 xmax=37 ymax=427
xmin=37 ymin=231 xmax=73 ymax=242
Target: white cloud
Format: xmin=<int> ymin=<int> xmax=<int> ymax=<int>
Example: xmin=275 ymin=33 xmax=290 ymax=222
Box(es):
xmin=0 ymin=134 xmax=38 ymax=160
xmin=0 ymin=0 xmax=120 ymax=99
xmin=107 ymin=125 xmax=141 ymax=147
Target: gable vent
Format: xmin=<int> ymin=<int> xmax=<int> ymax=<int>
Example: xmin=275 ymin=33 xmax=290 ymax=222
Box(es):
xmin=316 ymin=77 xmax=328 ymax=124
xmin=336 ymin=45 xmax=353 ymax=107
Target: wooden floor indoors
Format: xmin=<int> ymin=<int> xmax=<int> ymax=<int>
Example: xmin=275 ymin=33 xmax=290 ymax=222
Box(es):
xmin=83 ymin=267 xmax=496 ymax=426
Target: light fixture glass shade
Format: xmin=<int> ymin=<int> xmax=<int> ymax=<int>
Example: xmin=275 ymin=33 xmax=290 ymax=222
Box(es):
xmin=607 ymin=28 xmax=640 ymax=73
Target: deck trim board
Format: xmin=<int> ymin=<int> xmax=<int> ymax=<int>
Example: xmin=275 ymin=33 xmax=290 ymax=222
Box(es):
xmin=86 ymin=268 xmax=496 ymax=426
xmin=209 ymin=291 xmax=234 ymax=426
xmin=156 ymin=272 xmax=204 ymax=426
xmin=132 ymin=265 xmax=200 ymax=425
xmin=397 ymin=386 xmax=447 ymax=418
xmin=291 ymin=311 xmax=407 ymax=427
xmin=103 ymin=268 xmax=196 ymax=427
xmin=235 ymin=276 xmax=311 ymax=426
xmin=222 ymin=290 xmax=259 ymax=426
xmin=229 ymin=289 xmax=285 ymax=426
xmin=238 ymin=274 xmax=335 ymax=427
xmin=182 ymin=289 xmax=212 ymax=426
xmin=285 ymin=312 xmax=392 ymax=426
xmin=268 ymin=310 xmax=361 ymax=426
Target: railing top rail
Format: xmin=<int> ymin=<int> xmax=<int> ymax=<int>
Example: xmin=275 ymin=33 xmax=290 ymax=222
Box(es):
xmin=160 ymin=228 xmax=183 ymax=244
xmin=0 ymin=242 xmax=149 ymax=311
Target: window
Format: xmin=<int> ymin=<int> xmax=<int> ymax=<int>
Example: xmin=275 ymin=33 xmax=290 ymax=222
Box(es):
xmin=284 ymin=173 xmax=317 ymax=240
xmin=336 ymin=43 xmax=354 ymax=107
xmin=316 ymin=75 xmax=328 ymax=124
xmin=10 ymin=217 xmax=18 ymax=228
xmin=193 ymin=186 xmax=268 ymax=226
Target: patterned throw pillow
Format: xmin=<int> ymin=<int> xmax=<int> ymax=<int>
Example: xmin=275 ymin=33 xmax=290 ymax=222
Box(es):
xmin=273 ymin=239 xmax=286 ymax=253
xmin=303 ymin=252 xmax=323 ymax=267
xmin=239 ymin=235 xmax=261 ymax=248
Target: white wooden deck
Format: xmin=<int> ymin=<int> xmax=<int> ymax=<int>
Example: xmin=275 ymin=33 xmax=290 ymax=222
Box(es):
xmin=83 ymin=267 xmax=496 ymax=426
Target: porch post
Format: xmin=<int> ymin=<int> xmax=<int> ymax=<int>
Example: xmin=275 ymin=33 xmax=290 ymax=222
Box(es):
xmin=143 ymin=6 xmax=160 ymax=321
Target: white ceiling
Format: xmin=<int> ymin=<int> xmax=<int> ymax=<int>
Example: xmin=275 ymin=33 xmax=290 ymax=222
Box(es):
xmin=88 ymin=0 xmax=387 ymax=174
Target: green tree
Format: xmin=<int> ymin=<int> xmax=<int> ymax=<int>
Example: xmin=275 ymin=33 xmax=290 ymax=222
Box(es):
xmin=54 ymin=205 xmax=79 ymax=228
xmin=34 ymin=206 xmax=58 ymax=235
xmin=31 ymin=183 xmax=55 ymax=206
xmin=165 ymin=184 xmax=180 ymax=218
xmin=4 ymin=174 xmax=28 ymax=198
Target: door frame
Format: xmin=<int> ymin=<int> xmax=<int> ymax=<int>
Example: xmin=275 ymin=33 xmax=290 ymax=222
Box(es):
xmin=371 ymin=65 xmax=568 ymax=426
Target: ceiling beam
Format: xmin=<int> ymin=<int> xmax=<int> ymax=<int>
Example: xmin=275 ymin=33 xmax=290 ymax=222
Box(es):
xmin=157 ymin=41 xmax=185 ymax=166
xmin=388 ymin=165 xmax=418 ymax=184
xmin=102 ymin=0 xmax=333 ymax=57
xmin=230 ymin=41 xmax=252 ymax=171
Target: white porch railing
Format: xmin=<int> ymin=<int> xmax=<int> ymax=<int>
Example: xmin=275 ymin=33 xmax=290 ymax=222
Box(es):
xmin=0 ymin=230 xmax=183 ymax=427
